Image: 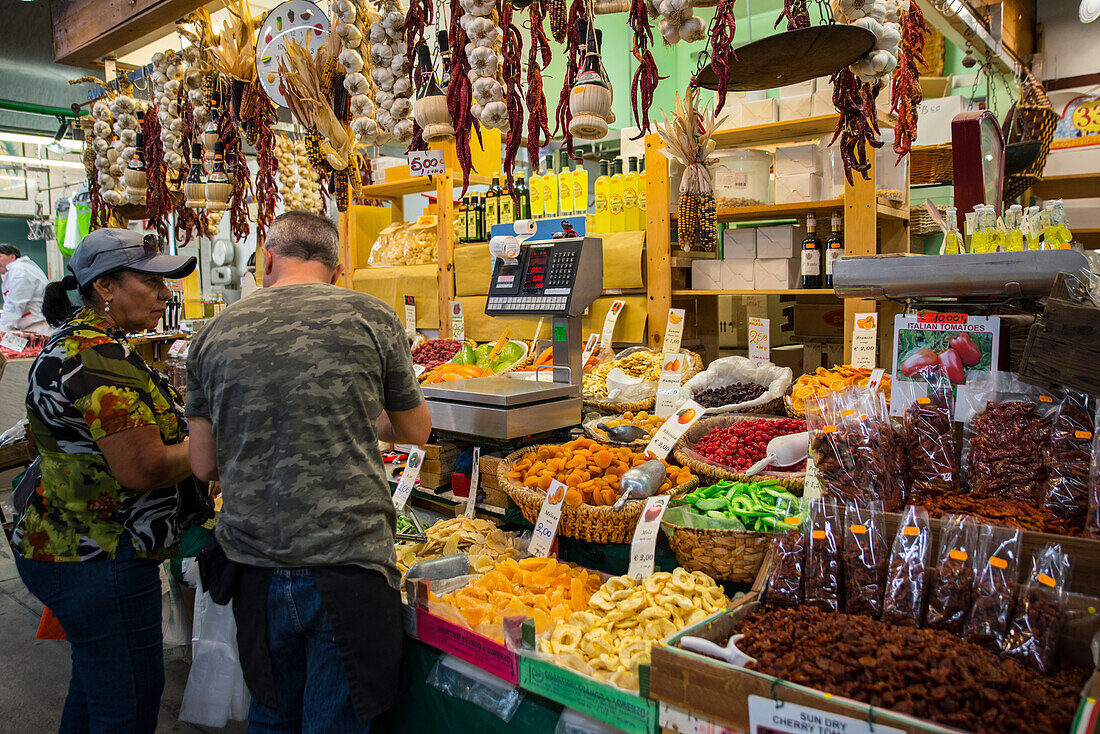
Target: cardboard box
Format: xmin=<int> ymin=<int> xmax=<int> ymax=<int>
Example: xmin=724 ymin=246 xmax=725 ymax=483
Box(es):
xmin=917 ymin=95 xmax=975 ymax=146
xmin=741 ymin=98 xmax=778 ymax=126
xmin=778 ymin=93 xmax=813 ymax=122
xmin=779 ymin=79 xmax=816 ymax=97
xmin=722 ymin=227 xmax=756 ymax=260
xmin=774 ymin=142 xmax=821 ymax=177
xmin=769 ymin=343 xmax=804 ymax=374
xmin=755 ymin=225 xmax=797 ymax=258
xmin=792 ymin=297 xmax=845 ymax=338
xmin=802 ymin=339 xmax=845 ymax=371
xmin=691 ymin=260 xmax=724 ymax=291
xmin=719 ymin=296 xmax=748 ymax=348
xmin=775 ymin=173 xmax=822 ymax=205
xmin=754 ymin=258 xmax=800 ymax=290
xmin=721 ymin=260 xmax=755 ymax=290
xmin=714 ymin=103 xmax=743 ymax=131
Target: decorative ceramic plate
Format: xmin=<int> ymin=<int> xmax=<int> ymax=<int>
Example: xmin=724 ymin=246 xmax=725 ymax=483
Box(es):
xmin=255 ymin=1 xmax=330 ymax=108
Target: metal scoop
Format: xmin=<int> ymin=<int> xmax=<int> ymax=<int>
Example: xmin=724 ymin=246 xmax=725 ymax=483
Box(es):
xmin=679 ymin=634 xmax=757 ymax=667
xmin=613 ymin=460 xmax=667 ymax=510
xmin=743 ymin=431 xmax=809 ymax=477
xmin=597 ymin=422 xmax=648 ymax=444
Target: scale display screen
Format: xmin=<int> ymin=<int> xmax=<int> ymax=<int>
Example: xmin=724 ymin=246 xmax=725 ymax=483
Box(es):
xmin=522 ymin=248 xmax=551 ymax=292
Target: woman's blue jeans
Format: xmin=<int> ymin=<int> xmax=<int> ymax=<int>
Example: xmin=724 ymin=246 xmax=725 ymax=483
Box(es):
xmin=14 ymin=539 xmax=165 ymax=734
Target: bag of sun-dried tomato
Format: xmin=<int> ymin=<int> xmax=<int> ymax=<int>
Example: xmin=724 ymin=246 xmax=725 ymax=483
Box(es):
xmin=1002 ymin=543 xmax=1071 ymax=674
xmin=925 ymin=514 xmax=980 ymax=634
xmin=842 ymin=501 xmax=888 ymax=618
xmin=1089 ymin=409 xmax=1100 ymax=539
xmin=903 ymin=366 xmax=958 ymax=498
xmin=1043 ymin=390 xmax=1095 ymax=528
xmin=764 ymin=496 xmax=809 ymax=608
xmin=805 ymin=498 xmax=843 ymax=612
xmin=882 ymin=504 xmax=932 ymax=627
xmin=962 ymin=524 xmax=1022 ymax=651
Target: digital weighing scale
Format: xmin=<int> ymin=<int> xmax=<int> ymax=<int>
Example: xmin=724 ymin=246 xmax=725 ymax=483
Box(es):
xmin=421 ymin=236 xmax=603 ymax=439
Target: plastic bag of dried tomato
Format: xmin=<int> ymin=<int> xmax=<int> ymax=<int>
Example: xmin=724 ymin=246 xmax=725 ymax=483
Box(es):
xmin=763 ymin=496 xmax=809 ymax=608
xmin=962 ymin=524 xmax=1022 ymax=652
xmin=882 ymin=504 xmax=932 ymax=627
xmin=805 ymin=498 xmax=843 ymax=612
xmin=1002 ymin=543 xmax=1072 ymax=674
xmin=1088 ymin=410 xmax=1100 ymax=539
xmin=924 ymin=513 xmax=980 ymax=635
xmin=842 ymin=501 xmax=888 ymax=618
xmin=903 ymin=366 xmax=959 ymax=498
xmin=1042 ymin=390 xmax=1095 ymax=527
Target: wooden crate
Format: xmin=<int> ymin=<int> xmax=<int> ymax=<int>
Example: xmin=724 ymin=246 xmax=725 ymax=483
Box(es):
xmin=417 ymin=470 xmax=451 ymax=491
xmin=1019 ymin=274 xmax=1100 ymax=395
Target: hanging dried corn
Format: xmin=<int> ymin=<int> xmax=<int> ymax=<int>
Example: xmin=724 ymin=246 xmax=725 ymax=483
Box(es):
xmin=656 ymin=87 xmax=720 ymax=252
xmin=890 ymin=0 xmax=927 ymax=161
xmin=549 ymin=0 xmax=569 ymax=43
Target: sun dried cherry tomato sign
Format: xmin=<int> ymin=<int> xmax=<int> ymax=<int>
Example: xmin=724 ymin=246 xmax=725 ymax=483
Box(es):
xmin=747 ymin=695 xmax=905 ymax=734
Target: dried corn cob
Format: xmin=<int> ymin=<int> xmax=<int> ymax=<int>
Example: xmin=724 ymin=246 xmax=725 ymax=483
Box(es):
xmin=335 ymin=170 xmax=350 ymax=212
xmin=549 ymin=0 xmax=568 ymax=42
xmin=347 ymin=154 xmax=363 ymax=198
xmin=203 ymin=71 xmax=220 ymax=109
xmin=240 ymin=82 xmax=258 ymax=122
xmin=304 ymin=127 xmax=325 ymax=169
xmin=321 ymin=56 xmax=341 ymax=100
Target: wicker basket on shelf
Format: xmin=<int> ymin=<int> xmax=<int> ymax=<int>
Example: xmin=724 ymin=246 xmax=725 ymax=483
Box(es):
xmin=910 ymin=144 xmax=953 ymax=185
xmin=910 ymin=203 xmax=949 ymax=236
xmin=497 ymin=445 xmax=699 ymax=544
xmin=660 ymin=522 xmax=771 ymax=583
xmin=582 ymin=350 xmax=703 ymax=415
xmin=672 ymin=414 xmax=806 ymax=493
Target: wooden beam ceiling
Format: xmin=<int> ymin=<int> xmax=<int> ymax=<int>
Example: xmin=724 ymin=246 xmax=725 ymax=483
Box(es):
xmin=50 ymin=0 xmax=207 ymax=69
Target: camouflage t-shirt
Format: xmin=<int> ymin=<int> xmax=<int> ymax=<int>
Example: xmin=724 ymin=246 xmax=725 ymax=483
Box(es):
xmin=186 ymin=284 xmax=423 ymax=588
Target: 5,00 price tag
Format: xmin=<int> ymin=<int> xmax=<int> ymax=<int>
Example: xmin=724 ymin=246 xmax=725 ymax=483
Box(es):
xmin=528 ymin=479 xmax=567 ymax=557
xmin=408 ymin=150 xmax=445 ymax=176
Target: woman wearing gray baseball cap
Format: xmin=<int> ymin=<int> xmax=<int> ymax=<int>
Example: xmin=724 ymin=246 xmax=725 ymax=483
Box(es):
xmin=11 ymin=228 xmax=211 ymax=732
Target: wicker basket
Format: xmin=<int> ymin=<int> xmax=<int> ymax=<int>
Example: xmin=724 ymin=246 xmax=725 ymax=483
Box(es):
xmin=672 ymin=414 xmax=805 ymax=493
xmin=910 ymin=144 xmax=953 ymax=185
xmin=783 ymin=391 xmax=802 ymax=419
xmin=583 ymin=350 xmax=703 ymax=415
xmin=910 ymin=203 xmax=948 ymax=236
xmin=497 ymin=445 xmax=699 ymax=544
xmin=581 ymin=413 xmax=657 ymax=448
xmin=660 ymin=522 xmax=771 ymax=583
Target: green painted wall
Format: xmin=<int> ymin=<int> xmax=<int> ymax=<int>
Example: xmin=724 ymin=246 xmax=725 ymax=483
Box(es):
xmin=0 ymin=217 xmax=48 ymax=274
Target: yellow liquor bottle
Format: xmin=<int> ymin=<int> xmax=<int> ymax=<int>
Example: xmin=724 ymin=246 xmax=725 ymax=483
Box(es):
xmin=969 ymin=206 xmax=991 ymax=254
xmin=542 ymin=154 xmax=558 ymax=218
xmin=572 ymin=164 xmax=588 ymax=216
xmin=623 ymin=157 xmax=641 ymax=231
xmin=592 ymin=160 xmax=610 ymax=234
xmin=558 ymin=154 xmax=574 ymax=216
xmin=1044 ymin=199 xmax=1073 ymax=249
xmin=529 ymin=169 xmax=544 ymax=218
xmin=942 ymin=206 xmax=961 ymax=255
xmin=609 ymin=158 xmax=625 ymax=232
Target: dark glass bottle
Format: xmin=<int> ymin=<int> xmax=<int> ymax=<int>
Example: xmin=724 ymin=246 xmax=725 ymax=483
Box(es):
xmin=128 ymin=133 xmax=146 ymax=172
xmin=437 ymin=30 xmax=451 ymax=90
xmin=514 ymin=171 xmax=531 ymax=220
xmin=185 ymin=142 xmax=206 ymax=184
xmin=500 ymin=177 xmax=515 ymax=225
xmin=800 ymin=214 xmax=822 ymax=289
xmin=824 ymin=211 xmax=843 ymax=289
xmin=487 ymin=177 xmax=503 ymax=228
xmin=475 ymin=194 xmax=486 ymax=241
xmin=209 ymin=141 xmax=229 ymax=184
xmin=415 ymin=43 xmax=444 ymax=98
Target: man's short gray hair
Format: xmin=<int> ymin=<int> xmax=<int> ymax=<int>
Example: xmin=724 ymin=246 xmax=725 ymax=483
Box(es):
xmin=265 ymin=211 xmax=340 ymax=269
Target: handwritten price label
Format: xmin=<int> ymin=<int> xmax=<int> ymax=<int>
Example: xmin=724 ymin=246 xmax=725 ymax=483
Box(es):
xmin=408 ymin=150 xmax=446 ymax=176
xmin=580 ymin=333 xmax=599 ymax=367
xmin=0 ymin=333 xmax=29 ymax=352
xmin=646 ymin=399 xmax=705 ymax=460
xmin=392 ymin=446 xmax=426 ymax=512
xmin=748 ymin=317 xmax=770 ymax=365
xmin=627 ymin=495 xmax=670 ymax=579
xmin=404 ymin=295 xmax=416 ymax=333
xmin=851 ymin=311 xmax=878 ymax=369
xmin=464 ymin=447 xmax=481 ymax=518
xmin=528 ymin=480 xmax=566 ymax=557
xmin=450 ymin=301 xmax=465 ymax=341
xmin=655 ymin=352 xmax=684 ymax=418
xmin=600 ymin=299 xmax=626 ymax=350
xmin=661 ymin=308 xmax=686 ymax=353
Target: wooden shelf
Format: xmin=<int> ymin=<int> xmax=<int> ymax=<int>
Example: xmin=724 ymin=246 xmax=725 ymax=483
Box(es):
xmin=1074 ymin=227 xmax=1100 ymax=250
xmin=360 ymin=173 xmax=492 ymax=200
xmin=713 ymin=198 xmax=845 ymax=224
xmin=710 ymin=112 xmax=895 ymax=149
xmin=673 ymin=289 xmax=838 ymax=296
xmin=1032 ymin=173 xmax=1100 ymax=200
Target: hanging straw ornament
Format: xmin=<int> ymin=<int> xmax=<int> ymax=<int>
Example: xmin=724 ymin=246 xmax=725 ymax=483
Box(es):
xmin=656 ymin=86 xmax=723 ymax=252
xmin=568 ymin=23 xmax=614 ymax=140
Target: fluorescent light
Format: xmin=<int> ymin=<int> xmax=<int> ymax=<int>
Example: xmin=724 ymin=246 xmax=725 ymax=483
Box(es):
xmin=0 ymin=131 xmax=83 ymax=151
xmin=0 ymin=155 xmax=85 ymax=170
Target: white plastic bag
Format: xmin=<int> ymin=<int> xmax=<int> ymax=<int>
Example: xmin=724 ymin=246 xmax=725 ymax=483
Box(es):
xmin=678 ymin=356 xmax=793 ymax=414
xmin=178 ymin=576 xmax=250 ymax=727
xmin=604 ymin=368 xmax=657 ymax=402
xmin=160 ymin=566 xmax=191 ymax=647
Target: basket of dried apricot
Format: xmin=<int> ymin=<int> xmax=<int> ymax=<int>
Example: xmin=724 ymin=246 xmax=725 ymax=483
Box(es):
xmin=499 ymin=438 xmax=697 ymax=544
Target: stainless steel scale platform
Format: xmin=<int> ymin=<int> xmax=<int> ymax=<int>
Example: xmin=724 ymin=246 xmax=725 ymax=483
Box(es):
xmin=421 ymin=235 xmax=603 ymax=440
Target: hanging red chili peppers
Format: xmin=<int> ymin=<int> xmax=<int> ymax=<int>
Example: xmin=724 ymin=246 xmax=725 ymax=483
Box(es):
xmin=250 ymin=81 xmax=280 ymax=246
xmin=142 ymin=109 xmax=171 ymax=241
xmin=447 ymin=0 xmax=479 ymax=191
xmin=775 ymin=0 xmax=810 ymax=30
xmin=525 ymin=1 xmax=552 ymax=168
xmin=173 ymin=85 xmax=208 ymax=246
xmin=554 ymin=0 xmax=585 ymax=158
xmin=890 ymin=1 xmax=928 ymax=161
xmin=707 ymin=0 xmax=738 ymax=114
xmin=500 ymin=0 xmax=525 ymax=196
xmin=404 ymin=0 xmax=432 ymax=73
xmin=217 ymin=91 xmax=254 ymax=243
xmin=829 ymin=68 xmax=884 ymax=184
xmin=628 ymin=0 xmax=661 ymax=136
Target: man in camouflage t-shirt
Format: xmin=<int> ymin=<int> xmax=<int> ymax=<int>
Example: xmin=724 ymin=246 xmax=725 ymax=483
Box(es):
xmin=187 ymin=211 xmax=431 ymax=731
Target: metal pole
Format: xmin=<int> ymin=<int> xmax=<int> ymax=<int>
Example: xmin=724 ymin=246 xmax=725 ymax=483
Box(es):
xmin=0 ymin=99 xmax=84 ymax=118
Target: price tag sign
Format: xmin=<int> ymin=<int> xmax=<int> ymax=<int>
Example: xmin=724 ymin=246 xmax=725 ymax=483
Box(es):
xmin=748 ymin=695 xmax=904 ymax=734
xmin=600 ymin=299 xmax=626 ymax=349
xmin=802 ymin=454 xmax=823 ymax=499
xmin=408 ymin=150 xmax=446 ymax=176
xmin=450 ymin=301 xmax=465 ymax=341
xmin=392 ymin=446 xmax=426 ymax=512
xmin=464 ymin=447 xmax=481 ymax=519
xmin=748 ymin=317 xmax=770 ymax=365
xmin=167 ymin=340 xmax=187 ymax=358
xmin=528 ymin=480 xmax=567 ymax=557
xmin=646 ymin=399 xmax=705 ymax=460
xmin=413 ymin=363 xmax=425 ymax=378
xmin=627 ymin=495 xmax=670 ymax=579
xmin=850 ymin=311 xmax=878 ymax=369
xmin=661 ymin=308 xmax=686 ymax=353
xmin=0 ymin=333 xmax=29 ymax=353
xmin=654 ymin=352 xmax=684 ymax=418
xmin=404 ymin=295 xmax=416 ymax=333
xmin=581 ymin=333 xmax=600 ymax=367
xmin=868 ymin=367 xmax=886 ymax=392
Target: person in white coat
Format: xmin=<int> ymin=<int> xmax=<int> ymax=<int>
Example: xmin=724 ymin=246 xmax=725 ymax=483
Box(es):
xmin=0 ymin=244 xmax=51 ymax=335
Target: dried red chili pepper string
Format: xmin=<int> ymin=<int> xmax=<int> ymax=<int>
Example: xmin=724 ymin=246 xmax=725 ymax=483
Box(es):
xmin=500 ymin=1 xmax=525 ymax=197
xmin=250 ymin=82 xmax=280 ymax=247
xmin=829 ymin=68 xmax=883 ymax=184
xmin=554 ymin=0 xmax=585 ymax=159
xmin=628 ymin=0 xmax=662 ymax=137
xmin=525 ymin=1 xmax=552 ymax=169
xmin=890 ymin=1 xmax=928 ymax=162
xmin=447 ymin=0 xmax=480 ymax=192
xmin=775 ymin=0 xmax=809 ymax=30
xmin=88 ymin=175 xmax=108 ymax=231
xmin=403 ymin=0 xmax=432 ymax=74
xmin=217 ymin=88 xmax=253 ymax=243
xmin=173 ymin=85 xmax=201 ymax=245
xmin=142 ymin=109 xmax=171 ymax=241
xmin=707 ymin=0 xmax=738 ymax=114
